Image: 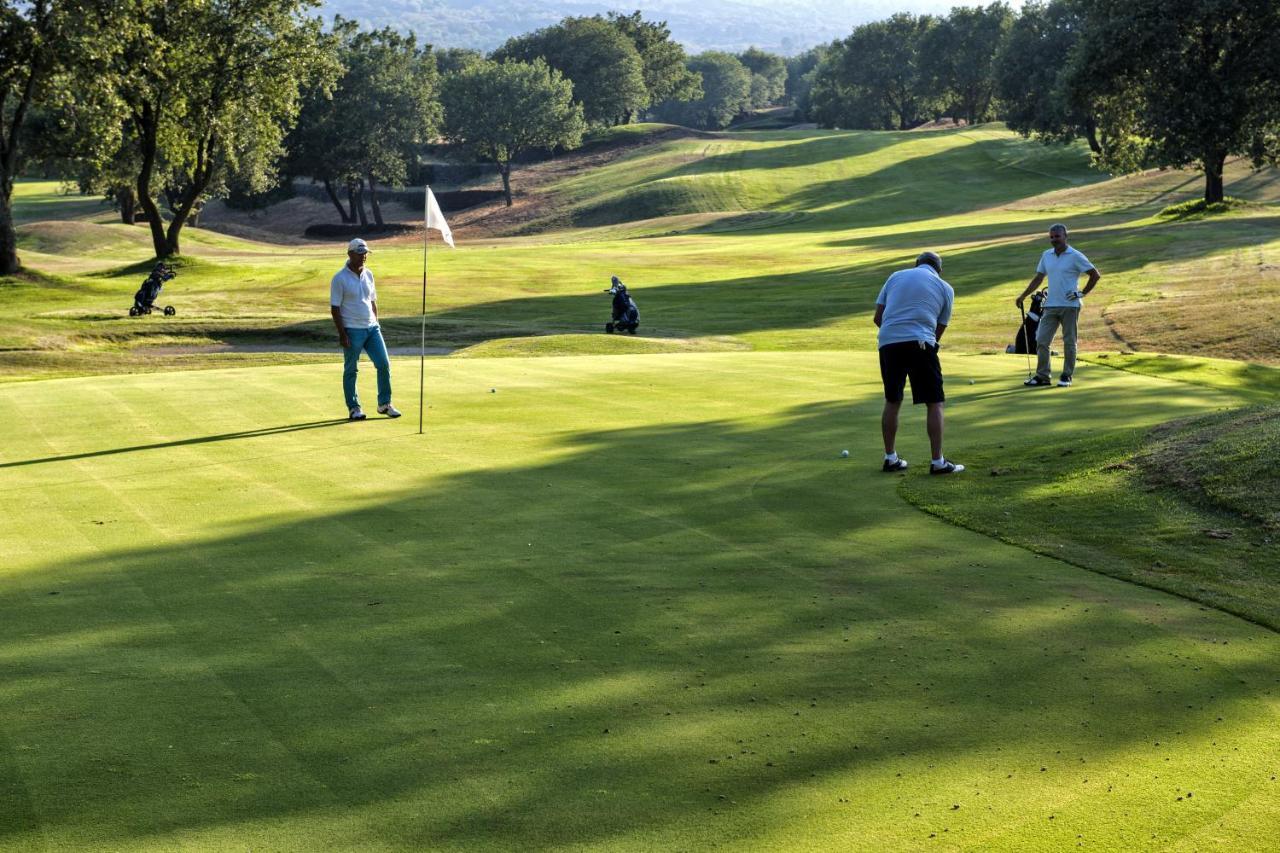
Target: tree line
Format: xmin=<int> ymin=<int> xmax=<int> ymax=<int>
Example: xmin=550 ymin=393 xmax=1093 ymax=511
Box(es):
xmin=801 ymin=0 xmax=1280 ymax=205
xmin=4 ymin=1 xmax=1276 ymax=275
xmin=0 ymin=2 xmax=794 ymax=274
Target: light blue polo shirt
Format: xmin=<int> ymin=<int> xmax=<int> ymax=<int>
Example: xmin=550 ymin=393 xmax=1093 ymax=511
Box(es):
xmin=1037 ymin=246 xmax=1095 ymax=308
xmin=330 ymin=264 xmax=378 ymax=328
xmin=876 ymin=265 xmax=954 ymax=348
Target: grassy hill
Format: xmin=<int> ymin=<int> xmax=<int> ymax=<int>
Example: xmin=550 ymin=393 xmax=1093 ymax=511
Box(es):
xmin=4 ymin=124 xmax=1277 ymax=382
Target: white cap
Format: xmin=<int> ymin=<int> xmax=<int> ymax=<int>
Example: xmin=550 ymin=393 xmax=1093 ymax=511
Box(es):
xmin=347 ymin=238 xmax=371 ymax=254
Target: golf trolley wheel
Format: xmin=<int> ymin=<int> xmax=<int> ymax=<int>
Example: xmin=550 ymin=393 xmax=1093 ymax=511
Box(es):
xmin=163 ymin=305 xmax=176 ymax=316
xmin=605 ymin=322 xmax=615 ymax=333
xmin=627 ymin=326 xmax=637 ymax=334
xmin=128 ymin=306 xmax=140 ymax=317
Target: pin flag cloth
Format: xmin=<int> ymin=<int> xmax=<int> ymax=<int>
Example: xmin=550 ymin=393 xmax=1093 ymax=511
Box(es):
xmin=419 ymin=187 xmax=454 ymax=433
xmin=426 ymin=187 xmax=454 ymax=247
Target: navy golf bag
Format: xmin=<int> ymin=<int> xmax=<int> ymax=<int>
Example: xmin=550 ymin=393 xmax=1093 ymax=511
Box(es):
xmin=605 ymin=276 xmax=639 ymax=334
xmin=129 ymin=263 xmax=177 ymax=317
xmin=1008 ymin=289 xmax=1046 ymax=354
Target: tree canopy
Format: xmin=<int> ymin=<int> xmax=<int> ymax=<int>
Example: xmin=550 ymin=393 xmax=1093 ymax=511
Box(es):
xmin=440 ymin=58 xmax=585 ymax=206
xmin=493 ymin=17 xmax=647 ymax=127
xmin=1066 ymin=0 xmax=1280 ymax=202
xmin=94 ymin=0 xmax=336 ymax=258
xmin=605 ymin=11 xmax=700 ymax=110
xmin=918 ymin=2 xmax=1013 ymax=126
xmin=737 ymin=47 xmax=787 ymax=110
xmin=651 ymin=52 xmax=750 ymax=131
xmin=289 ymin=19 xmax=440 ymax=227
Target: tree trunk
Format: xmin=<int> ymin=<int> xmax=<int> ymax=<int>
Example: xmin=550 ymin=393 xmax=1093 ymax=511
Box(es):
xmin=323 ymin=178 xmax=351 ymax=222
xmin=116 ymin=186 xmax=136 ymax=224
xmin=1203 ymin=151 xmax=1226 ymax=203
xmin=366 ymin=171 xmax=384 ymax=227
xmin=1082 ymin=116 xmax=1102 ymax=155
xmin=135 ymin=104 xmax=168 ymax=257
xmin=0 ymin=179 xmax=17 ymax=276
xmin=499 ymin=163 xmax=512 ymax=207
xmin=345 ymin=181 xmax=358 ymax=223
xmin=352 ymin=180 xmax=368 ymax=227
xmin=161 ymin=133 xmax=217 ymax=257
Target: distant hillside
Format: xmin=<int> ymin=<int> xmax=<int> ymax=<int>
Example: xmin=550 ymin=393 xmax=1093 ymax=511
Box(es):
xmin=318 ymin=0 xmax=960 ymax=54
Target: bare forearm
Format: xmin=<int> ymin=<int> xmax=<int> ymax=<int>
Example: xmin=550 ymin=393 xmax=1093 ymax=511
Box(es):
xmin=331 ymin=306 xmax=344 ymax=333
xmin=1081 ymin=270 xmax=1101 ymax=295
xmin=1016 ymin=277 xmax=1043 ymax=302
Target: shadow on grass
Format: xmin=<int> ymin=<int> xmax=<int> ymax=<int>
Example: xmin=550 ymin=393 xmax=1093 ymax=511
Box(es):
xmin=1 ymin=386 xmax=1275 ymax=848
xmin=0 ymin=419 xmax=350 ymax=469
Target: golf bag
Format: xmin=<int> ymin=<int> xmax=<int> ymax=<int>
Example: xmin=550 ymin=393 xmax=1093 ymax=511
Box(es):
xmin=129 ymin=263 xmax=177 ymax=317
xmin=1007 ymin=289 xmax=1046 ymax=354
xmin=604 ymin=276 xmax=639 ymax=334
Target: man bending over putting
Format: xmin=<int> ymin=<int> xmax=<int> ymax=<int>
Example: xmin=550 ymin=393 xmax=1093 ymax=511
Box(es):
xmin=874 ymin=251 xmax=963 ymax=475
xmin=330 ymin=238 xmax=401 ymax=420
xmin=1015 ymin=223 xmax=1100 ymax=387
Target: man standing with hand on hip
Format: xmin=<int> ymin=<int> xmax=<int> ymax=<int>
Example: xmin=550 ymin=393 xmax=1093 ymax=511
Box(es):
xmin=1016 ymin=224 xmax=1101 ymax=387
xmin=331 ymin=238 xmax=401 ymax=421
xmin=874 ymin=251 xmax=963 ymax=475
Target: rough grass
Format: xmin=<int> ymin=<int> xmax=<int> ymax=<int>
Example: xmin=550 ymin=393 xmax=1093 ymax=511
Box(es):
xmin=1139 ymin=404 xmax=1280 ymax=528
xmin=1158 ymin=196 xmax=1250 ymax=219
xmin=902 ymin=355 xmax=1280 ymax=629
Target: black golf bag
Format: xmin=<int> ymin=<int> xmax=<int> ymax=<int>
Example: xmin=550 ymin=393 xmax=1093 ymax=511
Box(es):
xmin=1008 ymin=289 xmax=1046 ymax=354
xmin=605 ymin=277 xmax=639 ymax=334
xmin=129 ymin=263 xmax=177 ymax=317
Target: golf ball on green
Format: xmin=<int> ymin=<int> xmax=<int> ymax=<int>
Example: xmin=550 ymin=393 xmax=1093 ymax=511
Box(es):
xmin=840 ymin=449 xmax=849 ymax=457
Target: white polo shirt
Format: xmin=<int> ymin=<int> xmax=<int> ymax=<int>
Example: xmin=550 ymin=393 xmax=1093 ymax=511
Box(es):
xmin=330 ymin=264 xmax=378 ymax=328
xmin=1037 ymin=246 xmax=1095 ymax=308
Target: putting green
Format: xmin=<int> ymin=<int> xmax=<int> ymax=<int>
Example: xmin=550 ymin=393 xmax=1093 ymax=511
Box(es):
xmin=2 ymin=352 xmax=1277 ymax=850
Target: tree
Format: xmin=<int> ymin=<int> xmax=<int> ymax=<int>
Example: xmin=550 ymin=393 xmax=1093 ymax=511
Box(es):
xmin=737 ymin=47 xmax=787 ymax=110
xmin=434 ymin=47 xmax=483 ymax=77
xmin=811 ymin=15 xmax=938 ymax=130
xmin=328 ymin=23 xmax=440 ymax=227
xmin=103 ymin=0 xmax=336 ymax=258
xmin=1 ymin=0 xmax=114 ymax=274
xmin=493 ymin=17 xmax=647 ymax=126
xmin=651 ymin=52 xmax=750 ymax=130
xmin=919 ymin=3 xmax=1014 ymax=125
xmin=440 ymin=58 xmax=585 ymax=206
xmin=994 ymin=0 xmax=1102 ymax=154
xmin=1069 ymin=0 xmax=1280 ymax=202
xmin=604 ymin=11 xmax=700 ymax=112
xmin=784 ymin=44 xmax=829 ymax=119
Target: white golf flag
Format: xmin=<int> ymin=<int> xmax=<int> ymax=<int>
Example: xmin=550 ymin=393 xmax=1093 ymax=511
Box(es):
xmin=425 ymin=187 xmax=454 ymax=248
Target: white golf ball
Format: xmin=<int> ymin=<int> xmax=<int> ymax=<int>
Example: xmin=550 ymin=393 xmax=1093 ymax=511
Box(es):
xmin=969 ymin=379 xmax=976 ymax=385
xmin=840 ymin=449 xmax=850 ymax=458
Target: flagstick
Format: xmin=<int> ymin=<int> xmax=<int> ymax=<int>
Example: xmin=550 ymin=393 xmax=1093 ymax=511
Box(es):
xmin=418 ymin=185 xmax=429 ymax=435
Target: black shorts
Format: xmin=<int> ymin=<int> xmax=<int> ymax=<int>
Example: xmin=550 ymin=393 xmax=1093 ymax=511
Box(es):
xmin=879 ymin=341 xmax=945 ymax=405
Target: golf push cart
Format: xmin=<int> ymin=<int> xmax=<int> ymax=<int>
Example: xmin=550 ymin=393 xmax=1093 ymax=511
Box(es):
xmin=604 ymin=275 xmax=639 ymax=334
xmin=128 ymin=262 xmax=177 ymax=317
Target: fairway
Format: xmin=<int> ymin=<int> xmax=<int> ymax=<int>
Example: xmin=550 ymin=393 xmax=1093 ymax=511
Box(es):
xmin=3 ymin=353 xmax=1278 ymax=849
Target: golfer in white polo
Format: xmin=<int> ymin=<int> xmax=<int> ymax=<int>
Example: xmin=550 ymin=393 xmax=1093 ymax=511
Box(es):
xmin=1015 ymin=224 xmax=1101 ymax=387
xmin=330 ymin=238 xmax=401 ymax=420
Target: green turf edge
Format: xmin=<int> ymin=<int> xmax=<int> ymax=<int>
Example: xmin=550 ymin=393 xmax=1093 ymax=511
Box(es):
xmin=899 ymin=357 xmax=1280 ymax=631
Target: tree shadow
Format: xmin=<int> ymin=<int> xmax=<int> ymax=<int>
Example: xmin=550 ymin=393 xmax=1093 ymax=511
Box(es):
xmin=2 ymin=382 xmax=1275 ymax=847
xmin=0 ymin=419 xmax=350 ymax=469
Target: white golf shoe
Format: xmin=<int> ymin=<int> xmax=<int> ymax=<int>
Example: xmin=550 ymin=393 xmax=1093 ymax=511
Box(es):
xmin=377 ymin=403 xmax=402 ymax=418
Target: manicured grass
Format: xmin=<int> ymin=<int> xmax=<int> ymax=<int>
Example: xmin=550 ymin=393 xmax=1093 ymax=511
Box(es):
xmin=3 ymin=353 xmax=1279 ymax=849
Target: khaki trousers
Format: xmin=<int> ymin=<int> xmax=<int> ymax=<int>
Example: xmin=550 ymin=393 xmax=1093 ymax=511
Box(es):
xmin=1036 ymin=306 xmax=1079 ymax=381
